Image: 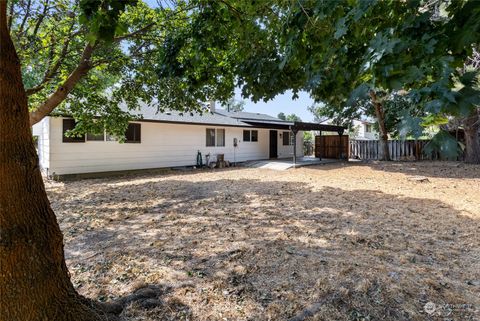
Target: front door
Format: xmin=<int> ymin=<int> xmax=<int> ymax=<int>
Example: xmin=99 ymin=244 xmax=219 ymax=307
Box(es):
xmin=269 ymin=130 xmax=278 ymax=158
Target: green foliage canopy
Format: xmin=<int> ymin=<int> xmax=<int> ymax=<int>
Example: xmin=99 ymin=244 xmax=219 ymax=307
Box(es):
xmin=10 ymin=0 xmax=241 ymax=139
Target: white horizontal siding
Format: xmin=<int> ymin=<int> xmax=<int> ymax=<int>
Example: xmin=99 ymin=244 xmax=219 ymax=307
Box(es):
xmin=32 ymin=117 xmax=50 ymax=171
xmin=49 ymin=117 xmax=301 ymax=175
xmin=277 ymin=130 xmax=303 ymax=159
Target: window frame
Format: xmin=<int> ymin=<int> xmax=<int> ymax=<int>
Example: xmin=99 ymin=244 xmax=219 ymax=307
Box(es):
xmin=216 ymin=129 xmax=225 ymax=147
xmin=206 ymin=128 xmax=216 ymax=147
xmin=62 ymin=119 xmax=85 ymax=143
xmin=243 ymin=130 xmax=251 ymax=142
xmin=243 ymin=130 xmax=258 ymax=142
xmin=251 ymin=130 xmax=258 ymax=142
xmin=125 ymin=123 xmax=141 ymax=143
xmin=282 ymin=131 xmax=291 ymax=146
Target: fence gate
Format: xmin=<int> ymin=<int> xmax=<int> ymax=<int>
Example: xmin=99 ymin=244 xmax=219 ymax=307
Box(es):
xmin=315 ymin=135 xmax=349 ymax=159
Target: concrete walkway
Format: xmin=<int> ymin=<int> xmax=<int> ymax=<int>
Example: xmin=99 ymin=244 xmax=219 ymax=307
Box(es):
xmin=243 ymin=157 xmax=339 ymax=170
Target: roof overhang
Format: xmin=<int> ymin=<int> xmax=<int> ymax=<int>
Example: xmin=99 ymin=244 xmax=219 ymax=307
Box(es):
xmin=242 ymin=120 xmax=293 ymax=130
xmin=243 ymin=120 xmax=347 ymax=132
xmin=290 ymin=121 xmax=346 ymax=133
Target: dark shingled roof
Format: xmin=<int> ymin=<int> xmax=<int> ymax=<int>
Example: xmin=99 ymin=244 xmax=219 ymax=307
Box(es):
xmin=120 ymin=103 xmax=346 ymax=131
xmin=215 ymin=109 xmax=291 ymax=123
xmin=121 ymin=103 xmax=253 ymax=127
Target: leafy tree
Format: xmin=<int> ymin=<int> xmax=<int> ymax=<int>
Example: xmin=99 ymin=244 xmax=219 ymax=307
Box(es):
xmin=303 ymin=130 xmax=314 ymax=155
xmin=285 ymin=113 xmax=302 ymax=122
xmin=1 ymin=1 xmax=479 ymax=318
xmin=277 ymin=112 xmax=301 ymax=121
xmin=309 ymin=91 xmax=424 ymax=138
xmin=15 ymin=0 xmax=237 ymax=137
xmin=0 ymin=0 xmax=240 ymax=319
xmin=1 ymin=1 xmax=146 ymax=319
xmin=182 ymin=0 xmax=479 ymax=161
xmin=223 ymin=97 xmax=245 ymax=112
xmin=272 ymin=0 xmax=480 ymax=161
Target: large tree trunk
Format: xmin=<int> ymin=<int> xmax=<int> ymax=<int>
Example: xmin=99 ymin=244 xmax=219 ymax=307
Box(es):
xmin=463 ymin=108 xmax=480 ymax=164
xmin=0 ymin=2 xmax=107 ymax=320
xmin=369 ymin=91 xmax=391 ymax=161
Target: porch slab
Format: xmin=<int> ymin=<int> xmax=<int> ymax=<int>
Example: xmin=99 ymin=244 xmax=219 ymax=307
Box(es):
xmin=242 ymin=156 xmax=340 ymax=170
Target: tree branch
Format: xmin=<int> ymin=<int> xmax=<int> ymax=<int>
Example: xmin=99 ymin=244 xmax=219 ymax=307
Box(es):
xmin=218 ymin=0 xmax=244 ymax=17
xmin=29 ymin=44 xmax=94 ymax=125
xmin=25 ymin=22 xmax=78 ymax=96
xmin=113 ymin=22 xmax=155 ymax=42
xmin=296 ymin=0 xmax=315 ymax=27
xmin=31 ymin=0 xmax=49 ymax=39
xmin=17 ymin=0 xmax=32 ymax=36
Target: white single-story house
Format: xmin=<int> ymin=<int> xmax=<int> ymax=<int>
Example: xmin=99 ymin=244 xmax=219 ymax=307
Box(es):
xmin=33 ymin=104 xmax=315 ymax=178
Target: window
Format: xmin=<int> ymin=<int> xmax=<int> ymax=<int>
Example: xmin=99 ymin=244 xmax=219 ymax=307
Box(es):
xmin=206 ymin=128 xmax=225 ymax=147
xmin=62 ymin=119 xmax=85 ymax=143
xmin=365 ymin=124 xmax=372 ymax=133
xmin=86 ymin=132 xmax=104 ymax=141
xmin=216 ymin=129 xmax=225 ymax=147
xmin=125 ymin=123 xmax=141 ymax=143
xmin=206 ymin=128 xmax=215 ymax=146
xmin=243 ymin=130 xmax=258 ymax=142
xmin=251 ymin=130 xmax=258 ymax=142
xmin=282 ymin=132 xmax=290 ymax=146
xmin=243 ymin=130 xmax=251 ymax=142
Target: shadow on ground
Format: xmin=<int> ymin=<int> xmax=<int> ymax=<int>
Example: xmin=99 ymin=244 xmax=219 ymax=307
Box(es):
xmin=48 ymin=170 xmax=480 ymax=321
xmin=344 ymin=160 xmax=480 ymax=179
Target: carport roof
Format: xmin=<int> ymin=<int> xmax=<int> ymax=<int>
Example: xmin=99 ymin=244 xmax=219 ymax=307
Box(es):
xmin=290 ymin=121 xmax=346 ymax=133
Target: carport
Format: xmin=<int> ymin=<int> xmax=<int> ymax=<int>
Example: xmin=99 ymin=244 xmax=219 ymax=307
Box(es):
xmin=289 ymin=121 xmax=347 ymax=165
xmin=240 ymin=118 xmax=347 ymax=166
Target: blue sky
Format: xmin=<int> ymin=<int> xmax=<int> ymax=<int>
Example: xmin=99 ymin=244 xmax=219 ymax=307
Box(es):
xmin=233 ymin=90 xmax=315 ymax=121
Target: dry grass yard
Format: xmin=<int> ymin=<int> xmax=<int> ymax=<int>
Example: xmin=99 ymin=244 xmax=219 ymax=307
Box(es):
xmin=45 ymin=162 xmax=480 ymax=321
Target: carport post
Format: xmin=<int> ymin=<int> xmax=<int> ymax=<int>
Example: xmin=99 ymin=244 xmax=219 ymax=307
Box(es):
xmin=318 ymin=131 xmax=322 ymax=160
xmin=291 ymin=127 xmax=298 ymax=166
xmin=337 ymin=129 xmax=345 ymax=159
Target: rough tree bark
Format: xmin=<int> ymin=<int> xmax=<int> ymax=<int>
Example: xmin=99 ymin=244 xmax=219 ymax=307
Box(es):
xmin=369 ymin=90 xmax=391 ymax=161
xmin=0 ymin=2 xmax=109 ymax=320
xmin=463 ymin=108 xmax=480 ymax=164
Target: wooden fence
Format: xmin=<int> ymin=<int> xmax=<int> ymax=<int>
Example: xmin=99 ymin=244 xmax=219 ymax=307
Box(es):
xmin=315 ymin=135 xmax=349 ymax=159
xmin=349 ymin=139 xmax=433 ymax=160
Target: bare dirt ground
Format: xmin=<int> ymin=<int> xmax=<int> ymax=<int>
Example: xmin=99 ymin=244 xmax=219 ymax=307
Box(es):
xmin=45 ymin=161 xmax=480 ymax=321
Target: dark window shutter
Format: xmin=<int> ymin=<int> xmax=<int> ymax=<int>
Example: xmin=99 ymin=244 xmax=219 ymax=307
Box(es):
xmin=62 ymin=119 xmax=85 ymax=143
xmin=125 ymin=123 xmax=141 ymax=143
